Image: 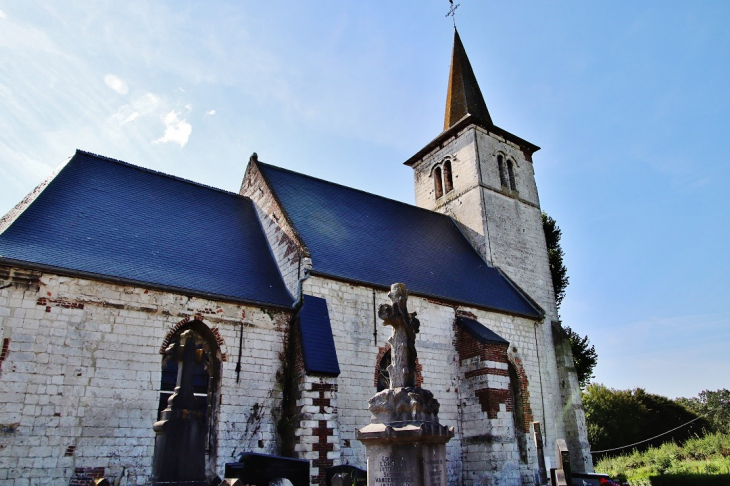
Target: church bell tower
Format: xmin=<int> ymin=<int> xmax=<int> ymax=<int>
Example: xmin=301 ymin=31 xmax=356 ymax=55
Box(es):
xmin=405 ymin=28 xmax=556 ymax=319
xmin=405 ymin=30 xmax=594 ymax=472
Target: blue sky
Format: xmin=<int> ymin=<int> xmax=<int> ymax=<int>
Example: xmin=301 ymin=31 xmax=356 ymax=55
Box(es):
xmin=1 ymin=2 xmax=728 ymax=399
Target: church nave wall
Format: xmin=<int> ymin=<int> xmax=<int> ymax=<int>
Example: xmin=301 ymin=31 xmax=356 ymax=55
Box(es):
xmin=302 ymin=276 xmax=551 ymax=486
xmin=0 ymin=266 xmax=292 ymax=486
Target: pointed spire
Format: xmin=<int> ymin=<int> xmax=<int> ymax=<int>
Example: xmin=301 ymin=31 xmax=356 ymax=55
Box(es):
xmin=444 ymin=29 xmax=492 ymax=131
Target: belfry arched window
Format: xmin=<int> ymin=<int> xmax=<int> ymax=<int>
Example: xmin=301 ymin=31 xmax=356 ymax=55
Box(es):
xmin=433 ymin=166 xmax=444 ymax=199
xmin=443 ymin=160 xmax=454 ymax=194
xmin=507 ymin=159 xmax=517 ymax=191
xmin=497 ymin=155 xmax=508 ymax=188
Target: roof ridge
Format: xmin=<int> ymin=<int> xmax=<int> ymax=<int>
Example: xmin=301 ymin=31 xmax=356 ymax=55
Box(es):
xmin=74 ymin=149 xmax=245 ymax=198
xmin=256 ymin=161 xmax=456 ymax=221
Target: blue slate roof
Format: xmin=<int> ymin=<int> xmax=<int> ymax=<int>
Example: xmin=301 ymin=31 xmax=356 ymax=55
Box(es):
xmin=456 ymin=316 xmax=509 ymax=345
xmin=298 ymin=295 xmax=340 ymax=376
xmin=257 ymin=162 xmax=541 ymax=318
xmin=0 ymin=151 xmax=293 ymax=308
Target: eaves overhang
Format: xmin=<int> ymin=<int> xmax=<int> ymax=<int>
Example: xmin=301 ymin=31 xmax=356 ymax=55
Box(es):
xmin=0 ymin=257 xmax=296 ymax=311
xmin=404 ymin=114 xmax=540 ymax=167
xmin=308 ymin=268 xmax=543 ymax=321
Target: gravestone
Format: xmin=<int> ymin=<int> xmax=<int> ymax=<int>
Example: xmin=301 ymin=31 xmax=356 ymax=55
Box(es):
xmin=533 ymin=421 xmax=548 ymax=485
xmin=549 ymin=439 xmax=572 ymax=486
xmin=326 ymin=465 xmax=367 ymax=486
xmin=151 ymin=329 xmax=207 ymax=485
xmin=356 ymin=284 xmax=454 ymax=486
xmin=223 ymin=452 xmax=310 ymax=486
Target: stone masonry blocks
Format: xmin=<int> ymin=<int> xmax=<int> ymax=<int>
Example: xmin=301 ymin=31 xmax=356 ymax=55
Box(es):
xmin=0 ymin=269 xmax=291 ymax=485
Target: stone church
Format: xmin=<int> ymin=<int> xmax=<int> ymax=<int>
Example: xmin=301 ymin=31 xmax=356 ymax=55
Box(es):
xmin=0 ymin=30 xmax=591 ymax=485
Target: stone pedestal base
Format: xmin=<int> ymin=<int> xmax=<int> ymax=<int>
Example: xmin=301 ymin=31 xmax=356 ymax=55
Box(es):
xmin=356 ymin=422 xmax=453 ymax=486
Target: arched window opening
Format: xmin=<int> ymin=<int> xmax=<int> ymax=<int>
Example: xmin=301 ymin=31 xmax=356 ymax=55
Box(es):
xmin=497 ymin=155 xmax=508 ymax=188
xmin=507 ymin=160 xmax=517 ymax=191
xmin=377 ymin=349 xmax=391 ymax=392
xmin=433 ymin=166 xmax=444 ymax=199
xmin=157 ymin=322 xmax=221 ymax=479
xmin=443 ymin=160 xmax=454 ymax=194
xmin=509 ymin=363 xmax=528 ymax=464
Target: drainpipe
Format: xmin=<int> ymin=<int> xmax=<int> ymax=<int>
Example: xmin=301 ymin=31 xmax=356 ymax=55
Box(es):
xmin=292 ymin=257 xmax=312 ymax=310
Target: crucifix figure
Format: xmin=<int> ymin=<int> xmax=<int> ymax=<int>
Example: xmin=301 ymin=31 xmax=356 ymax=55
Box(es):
xmin=378 ymin=283 xmax=420 ymax=389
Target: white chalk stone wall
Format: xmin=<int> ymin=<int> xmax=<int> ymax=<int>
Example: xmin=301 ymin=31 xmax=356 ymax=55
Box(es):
xmin=412 ymin=128 xmax=492 ymax=262
xmin=302 ymin=276 xmax=562 ymax=485
xmin=303 ymin=276 xmax=464 ymax=482
xmin=0 ymin=266 xmax=291 ymax=485
xmin=551 ymin=323 xmax=593 ymax=471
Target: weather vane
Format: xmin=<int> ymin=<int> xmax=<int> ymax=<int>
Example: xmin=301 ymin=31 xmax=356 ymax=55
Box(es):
xmin=445 ymin=0 xmax=460 ymax=28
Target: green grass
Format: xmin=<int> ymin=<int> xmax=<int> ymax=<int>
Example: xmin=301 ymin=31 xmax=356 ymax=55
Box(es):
xmin=595 ymin=431 xmax=730 ymax=485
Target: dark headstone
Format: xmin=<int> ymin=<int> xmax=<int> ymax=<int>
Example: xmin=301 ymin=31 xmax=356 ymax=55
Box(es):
xmin=556 ymin=439 xmax=572 ymax=485
xmin=550 ymin=468 xmax=568 ymax=486
xmin=151 ymin=330 xmax=207 ymax=486
xmin=224 ymin=452 xmax=310 ymax=486
xmin=326 ymin=465 xmax=367 ymax=486
xmin=533 ymin=421 xmax=547 ymax=485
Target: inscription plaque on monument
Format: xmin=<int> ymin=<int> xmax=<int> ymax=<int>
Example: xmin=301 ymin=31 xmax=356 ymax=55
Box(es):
xmin=356 ymin=284 xmax=453 ymax=486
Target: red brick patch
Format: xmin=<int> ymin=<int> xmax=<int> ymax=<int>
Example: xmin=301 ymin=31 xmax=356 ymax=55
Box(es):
xmin=36 ymin=297 xmax=84 ymax=311
xmin=311 ymin=418 xmax=335 ymax=485
xmin=0 ymin=338 xmax=9 ymax=374
xmin=160 ymin=316 xmax=227 ymax=361
xmin=456 ymin=323 xmax=534 ymax=431
xmin=475 ymin=388 xmax=512 ymax=419
xmin=373 ymin=345 xmax=423 ymax=388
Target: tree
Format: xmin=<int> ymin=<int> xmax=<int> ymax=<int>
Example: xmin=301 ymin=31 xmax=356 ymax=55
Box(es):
xmin=676 ymin=389 xmax=730 ymax=433
xmin=542 ymin=212 xmax=597 ymax=388
xmin=563 ymin=326 xmax=597 ymax=389
xmin=542 ymin=212 xmax=569 ymax=310
xmin=583 ymin=384 xmax=710 ymax=457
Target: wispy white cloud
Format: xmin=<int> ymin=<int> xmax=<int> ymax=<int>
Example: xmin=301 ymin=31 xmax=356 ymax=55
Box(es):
xmin=108 ymin=92 xmax=194 ymax=147
xmin=104 ymin=74 xmax=129 ymax=95
xmin=111 ymin=92 xmax=161 ymax=125
xmin=154 ymin=111 xmax=192 ymax=147
xmin=206 ymin=109 xmax=216 ymax=116
xmin=0 ymin=12 xmax=67 ymax=57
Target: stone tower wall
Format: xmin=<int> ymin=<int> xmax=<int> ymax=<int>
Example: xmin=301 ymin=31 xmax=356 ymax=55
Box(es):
xmin=411 ymin=127 xmax=491 ymax=261
xmin=409 ymin=123 xmax=593 ymax=473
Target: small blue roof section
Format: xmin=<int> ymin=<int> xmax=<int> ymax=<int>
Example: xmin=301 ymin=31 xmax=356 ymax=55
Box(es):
xmin=0 ymin=151 xmax=293 ymax=308
xmin=258 ymin=163 xmax=541 ymax=318
xmin=456 ymin=316 xmax=509 ymax=345
xmin=298 ymin=295 xmax=340 ymax=376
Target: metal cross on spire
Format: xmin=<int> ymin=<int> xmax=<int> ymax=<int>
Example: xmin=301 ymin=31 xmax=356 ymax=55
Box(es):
xmin=445 ymin=0 xmax=460 ymax=28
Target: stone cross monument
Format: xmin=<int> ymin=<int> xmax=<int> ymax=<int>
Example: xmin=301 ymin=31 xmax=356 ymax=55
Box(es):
xmin=356 ymin=283 xmax=453 ymax=486
xmin=378 ymin=282 xmax=420 ymax=389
